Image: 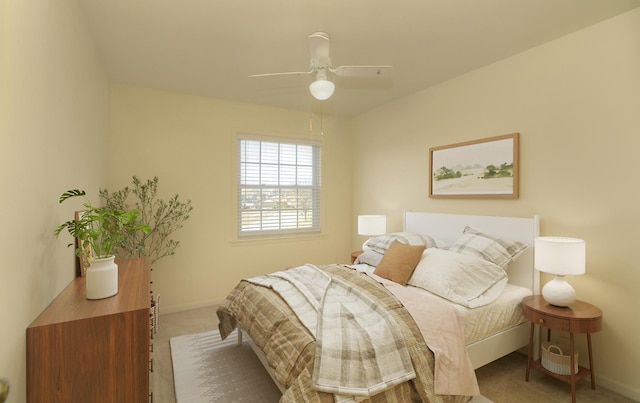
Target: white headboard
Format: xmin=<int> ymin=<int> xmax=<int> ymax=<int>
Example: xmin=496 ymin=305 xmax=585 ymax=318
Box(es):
xmin=404 ymin=211 xmax=540 ymax=293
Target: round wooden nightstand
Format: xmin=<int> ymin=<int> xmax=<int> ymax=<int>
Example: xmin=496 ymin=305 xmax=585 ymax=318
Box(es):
xmin=522 ymin=295 xmax=603 ymax=403
xmin=350 ymin=250 xmax=363 ymax=264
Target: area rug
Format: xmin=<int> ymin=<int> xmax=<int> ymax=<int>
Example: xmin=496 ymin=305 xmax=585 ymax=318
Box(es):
xmin=170 ymin=329 xmax=281 ymax=403
xmin=171 ymin=329 xmax=492 ymax=403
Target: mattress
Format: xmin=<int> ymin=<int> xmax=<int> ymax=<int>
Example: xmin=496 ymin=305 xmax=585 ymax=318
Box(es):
xmin=450 ymin=283 xmax=531 ymax=344
xmin=354 ymin=263 xmax=531 ymax=345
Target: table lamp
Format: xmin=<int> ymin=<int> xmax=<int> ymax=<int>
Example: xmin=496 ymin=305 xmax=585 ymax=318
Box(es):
xmin=358 ymin=215 xmax=386 ymax=251
xmin=534 ymin=236 xmax=586 ymax=307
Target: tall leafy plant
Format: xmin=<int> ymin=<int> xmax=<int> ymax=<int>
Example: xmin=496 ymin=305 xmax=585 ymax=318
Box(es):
xmin=99 ymin=176 xmax=193 ymax=264
xmin=55 ymin=190 xmax=151 ymax=261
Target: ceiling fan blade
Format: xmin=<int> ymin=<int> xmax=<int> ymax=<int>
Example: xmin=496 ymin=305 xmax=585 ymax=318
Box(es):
xmin=308 ymin=31 xmax=331 ymax=67
xmin=332 ymin=65 xmax=394 ymax=78
xmin=249 ymin=69 xmax=314 ymax=78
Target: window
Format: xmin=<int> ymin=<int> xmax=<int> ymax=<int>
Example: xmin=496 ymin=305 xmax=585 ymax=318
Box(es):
xmin=238 ymin=134 xmax=321 ymax=237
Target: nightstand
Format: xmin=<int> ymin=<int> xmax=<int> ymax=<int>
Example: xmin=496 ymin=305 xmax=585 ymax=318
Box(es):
xmin=522 ymin=295 xmax=603 ymax=403
xmin=350 ymin=250 xmax=363 ymax=264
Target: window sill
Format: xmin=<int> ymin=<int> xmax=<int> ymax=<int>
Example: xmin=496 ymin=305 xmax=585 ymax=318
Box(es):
xmin=230 ymin=233 xmax=328 ymax=247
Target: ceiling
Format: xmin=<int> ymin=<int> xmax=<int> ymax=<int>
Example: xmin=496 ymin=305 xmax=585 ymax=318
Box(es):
xmin=78 ymin=0 xmax=640 ymax=117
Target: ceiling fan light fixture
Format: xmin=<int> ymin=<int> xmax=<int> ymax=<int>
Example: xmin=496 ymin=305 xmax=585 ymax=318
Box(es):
xmin=309 ymin=79 xmax=335 ymax=100
xmin=250 ymin=31 xmax=392 ymax=102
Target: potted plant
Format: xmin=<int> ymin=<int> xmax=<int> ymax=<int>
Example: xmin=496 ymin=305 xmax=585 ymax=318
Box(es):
xmin=55 ymin=189 xmax=150 ymax=299
xmin=99 ymin=176 xmax=193 ymax=264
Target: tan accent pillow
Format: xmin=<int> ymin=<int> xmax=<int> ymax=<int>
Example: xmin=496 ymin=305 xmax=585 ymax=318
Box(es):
xmin=374 ymin=240 xmax=426 ymax=285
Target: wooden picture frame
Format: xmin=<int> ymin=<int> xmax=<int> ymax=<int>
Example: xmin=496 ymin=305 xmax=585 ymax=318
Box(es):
xmin=429 ymin=133 xmax=519 ymax=199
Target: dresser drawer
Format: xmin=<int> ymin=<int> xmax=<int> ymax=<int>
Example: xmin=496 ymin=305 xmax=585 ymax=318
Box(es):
xmin=527 ymin=310 xmax=570 ymax=331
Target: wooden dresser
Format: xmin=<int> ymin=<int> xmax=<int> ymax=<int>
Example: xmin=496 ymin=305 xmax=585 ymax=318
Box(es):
xmin=27 ymin=258 xmax=152 ymax=403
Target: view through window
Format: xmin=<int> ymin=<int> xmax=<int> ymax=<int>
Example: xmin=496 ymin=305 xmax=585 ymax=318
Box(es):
xmin=238 ymin=134 xmax=321 ymax=236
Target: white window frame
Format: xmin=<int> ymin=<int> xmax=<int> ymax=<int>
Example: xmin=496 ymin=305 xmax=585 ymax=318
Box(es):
xmin=237 ymin=133 xmax=321 ymax=238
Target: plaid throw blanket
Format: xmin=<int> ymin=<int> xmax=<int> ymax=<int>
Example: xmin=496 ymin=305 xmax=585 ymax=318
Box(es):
xmin=247 ymin=264 xmax=416 ymax=400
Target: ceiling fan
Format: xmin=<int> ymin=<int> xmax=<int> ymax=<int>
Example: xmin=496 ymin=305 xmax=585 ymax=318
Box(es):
xmin=249 ymin=31 xmax=393 ymax=100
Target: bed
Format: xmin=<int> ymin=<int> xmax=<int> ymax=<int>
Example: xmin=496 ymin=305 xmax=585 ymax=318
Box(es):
xmin=401 ymin=212 xmax=540 ymax=369
xmin=216 ymin=212 xmax=540 ymax=402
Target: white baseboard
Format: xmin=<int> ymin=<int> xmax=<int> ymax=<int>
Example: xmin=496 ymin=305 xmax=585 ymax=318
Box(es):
xmin=596 ymin=374 xmax=640 ymax=402
xmin=160 ymin=299 xmax=221 ymax=314
xmin=469 ymin=395 xmax=492 ymax=403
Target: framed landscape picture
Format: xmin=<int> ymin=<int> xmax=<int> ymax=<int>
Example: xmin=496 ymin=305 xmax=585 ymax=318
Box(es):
xmin=429 ymin=133 xmax=519 ymax=199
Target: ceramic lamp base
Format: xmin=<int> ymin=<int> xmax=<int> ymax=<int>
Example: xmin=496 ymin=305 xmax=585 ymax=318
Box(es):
xmin=542 ymin=275 xmax=576 ymax=307
xmin=86 ymin=256 xmax=118 ymax=300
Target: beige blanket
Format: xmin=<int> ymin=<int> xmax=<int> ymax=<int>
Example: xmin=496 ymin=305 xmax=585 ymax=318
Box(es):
xmin=366 ymin=271 xmax=479 ymax=396
xmin=246 ymin=264 xmax=416 ymax=401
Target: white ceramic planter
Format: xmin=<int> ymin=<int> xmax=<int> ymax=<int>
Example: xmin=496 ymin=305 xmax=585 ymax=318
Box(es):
xmin=86 ymin=255 xmax=118 ymax=299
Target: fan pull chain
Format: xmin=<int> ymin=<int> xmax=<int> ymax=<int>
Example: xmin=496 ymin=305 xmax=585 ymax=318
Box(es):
xmin=320 ymin=103 xmax=324 ymax=136
xmin=308 ymin=102 xmax=324 ymax=135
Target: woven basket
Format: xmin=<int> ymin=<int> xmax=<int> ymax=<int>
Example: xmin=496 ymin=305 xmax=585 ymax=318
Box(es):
xmin=541 ymin=342 xmax=578 ymax=375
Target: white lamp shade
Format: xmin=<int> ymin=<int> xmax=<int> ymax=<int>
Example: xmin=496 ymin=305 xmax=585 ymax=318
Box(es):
xmin=358 ymin=215 xmax=387 ymax=236
xmin=309 ymin=79 xmax=335 ymax=100
xmin=534 ymin=237 xmax=586 ymax=276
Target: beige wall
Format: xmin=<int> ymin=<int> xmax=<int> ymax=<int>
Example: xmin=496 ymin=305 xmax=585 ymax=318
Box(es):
xmin=0 ymin=1 xmax=110 ymax=401
xmin=107 ymin=85 xmax=353 ymax=312
xmin=352 ymin=9 xmax=640 ymax=400
xmin=2 ymin=1 xmax=637 ymax=400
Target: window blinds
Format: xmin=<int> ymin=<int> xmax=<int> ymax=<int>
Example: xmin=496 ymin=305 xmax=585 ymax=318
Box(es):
xmin=238 ymin=134 xmax=321 ymax=236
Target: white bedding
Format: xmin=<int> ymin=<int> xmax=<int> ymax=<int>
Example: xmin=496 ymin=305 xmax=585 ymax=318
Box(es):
xmin=445 ymin=283 xmax=530 ymax=344
xmin=353 ymin=263 xmax=531 ymax=346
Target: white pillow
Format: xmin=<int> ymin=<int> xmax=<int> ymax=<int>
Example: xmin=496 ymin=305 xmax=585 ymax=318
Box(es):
xmin=408 ymin=248 xmax=508 ymax=308
xmin=354 ymin=249 xmax=384 ymax=267
xmin=365 ymin=232 xmax=449 ymax=254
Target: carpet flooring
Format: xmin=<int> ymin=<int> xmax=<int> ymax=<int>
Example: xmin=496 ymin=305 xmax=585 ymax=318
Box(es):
xmin=158 ymin=306 xmax=635 ymax=403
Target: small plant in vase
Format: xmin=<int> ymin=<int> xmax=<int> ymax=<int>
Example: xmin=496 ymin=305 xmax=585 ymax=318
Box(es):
xmin=55 ymin=189 xmax=150 ymax=299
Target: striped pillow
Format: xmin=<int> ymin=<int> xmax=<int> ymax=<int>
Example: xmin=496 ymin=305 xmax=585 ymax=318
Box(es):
xmin=448 ymin=227 xmax=528 ymax=270
xmin=365 ymin=232 xmax=448 ymax=254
